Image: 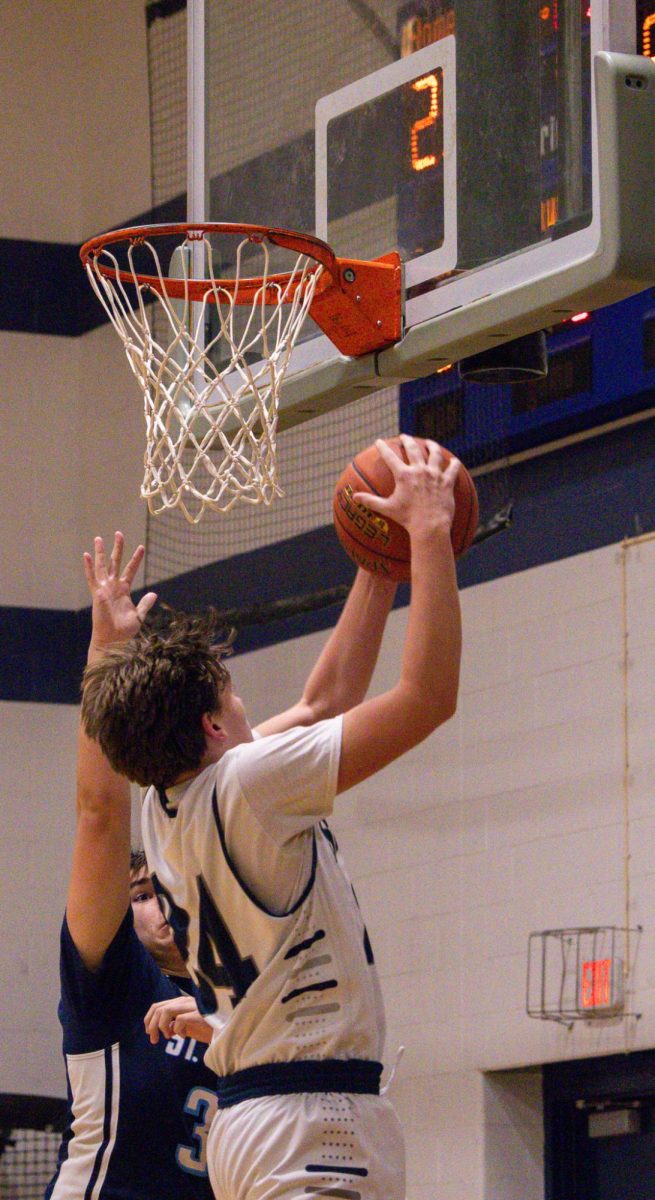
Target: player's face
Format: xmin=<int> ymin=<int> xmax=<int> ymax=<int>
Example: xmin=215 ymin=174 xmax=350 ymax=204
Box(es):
xmin=130 ymin=872 xmax=187 ymax=975
xmin=215 ymin=680 xmax=253 ymax=751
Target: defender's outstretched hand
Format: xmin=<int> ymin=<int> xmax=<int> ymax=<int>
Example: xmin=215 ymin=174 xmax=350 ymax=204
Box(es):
xmin=83 ymin=532 xmax=157 ymax=657
xmin=354 ymin=434 xmax=460 ymax=540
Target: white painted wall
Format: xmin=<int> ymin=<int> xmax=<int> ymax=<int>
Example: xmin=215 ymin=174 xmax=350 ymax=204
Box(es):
xmin=1 ymin=701 xmax=79 ymax=1093
xmin=484 ymin=1069 xmax=544 ymax=1200
xmin=0 ymin=0 xmax=151 ymax=242
xmin=0 ymin=0 xmax=151 ymax=611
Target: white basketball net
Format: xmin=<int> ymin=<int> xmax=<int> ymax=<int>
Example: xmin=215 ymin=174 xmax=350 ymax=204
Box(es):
xmin=85 ymin=234 xmax=323 ymax=523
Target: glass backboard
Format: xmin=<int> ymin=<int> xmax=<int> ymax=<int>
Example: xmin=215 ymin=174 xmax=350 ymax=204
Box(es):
xmin=191 ymin=0 xmax=655 ymax=425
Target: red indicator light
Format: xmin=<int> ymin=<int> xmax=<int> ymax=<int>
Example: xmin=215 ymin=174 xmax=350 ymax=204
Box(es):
xmin=581 ymin=959 xmax=611 ymax=1008
xmin=570 ymin=312 xmax=590 ymax=323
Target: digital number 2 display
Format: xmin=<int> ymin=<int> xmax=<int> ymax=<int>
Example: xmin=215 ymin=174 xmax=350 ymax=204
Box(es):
xmin=399 ymin=64 xmax=446 ymax=256
xmin=410 ymin=71 xmax=443 ymax=172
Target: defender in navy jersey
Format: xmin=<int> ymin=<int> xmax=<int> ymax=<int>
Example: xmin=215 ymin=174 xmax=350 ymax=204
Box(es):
xmin=46 ymin=885 xmax=217 ymax=1200
xmin=81 ymin=438 xmax=462 ymax=1200
xmin=48 ymin=538 xmax=218 ymax=1200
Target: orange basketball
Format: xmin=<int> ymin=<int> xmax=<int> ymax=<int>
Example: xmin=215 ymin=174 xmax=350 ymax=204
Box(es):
xmin=332 ymin=437 xmax=478 ymax=582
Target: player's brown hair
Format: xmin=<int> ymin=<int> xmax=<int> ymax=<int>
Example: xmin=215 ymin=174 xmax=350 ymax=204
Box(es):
xmin=81 ymin=610 xmax=234 ymax=788
xmin=130 ymin=848 xmax=148 ymax=876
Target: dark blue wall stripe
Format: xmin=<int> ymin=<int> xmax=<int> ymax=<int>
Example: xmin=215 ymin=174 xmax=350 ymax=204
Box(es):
xmin=1 ymin=198 xmax=185 ymax=337
xmin=0 ymin=239 xmax=86 ymax=337
xmin=1 ymin=416 xmax=653 ymax=705
xmin=457 ymin=413 xmax=655 ymax=588
xmin=0 ymin=607 xmax=86 ymax=704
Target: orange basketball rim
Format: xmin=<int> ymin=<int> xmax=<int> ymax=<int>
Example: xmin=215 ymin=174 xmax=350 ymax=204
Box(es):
xmin=80 ymin=222 xmax=402 ymax=358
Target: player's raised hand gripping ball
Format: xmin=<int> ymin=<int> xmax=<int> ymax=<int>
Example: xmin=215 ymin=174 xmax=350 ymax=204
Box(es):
xmin=333 ymin=436 xmax=478 ymax=582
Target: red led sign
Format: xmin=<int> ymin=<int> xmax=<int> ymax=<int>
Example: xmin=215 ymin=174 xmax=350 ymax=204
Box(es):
xmin=581 ymin=958 xmax=612 ymax=1009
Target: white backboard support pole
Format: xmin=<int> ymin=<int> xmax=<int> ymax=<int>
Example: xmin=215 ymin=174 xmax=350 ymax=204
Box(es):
xmin=187 ymin=0 xmax=206 ymax=225
xmin=186 ymin=0 xmax=206 ymax=377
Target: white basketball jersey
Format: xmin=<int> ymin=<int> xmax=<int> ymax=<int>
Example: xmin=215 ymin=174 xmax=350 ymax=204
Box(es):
xmin=141 ymin=718 xmax=386 ymax=1078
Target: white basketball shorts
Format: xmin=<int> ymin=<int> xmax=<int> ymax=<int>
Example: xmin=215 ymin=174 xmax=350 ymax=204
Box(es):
xmin=207 ymin=1090 xmax=405 ymax=1200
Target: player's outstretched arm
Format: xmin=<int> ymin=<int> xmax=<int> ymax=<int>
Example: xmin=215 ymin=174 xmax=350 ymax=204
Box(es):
xmin=256 ymin=568 xmax=397 ymax=737
xmin=337 ymin=437 xmax=461 ymax=794
xmin=67 ymin=533 xmax=157 ymax=972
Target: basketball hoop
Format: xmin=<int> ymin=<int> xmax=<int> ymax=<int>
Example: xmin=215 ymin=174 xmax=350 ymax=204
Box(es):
xmin=80 ymin=223 xmax=401 ymax=523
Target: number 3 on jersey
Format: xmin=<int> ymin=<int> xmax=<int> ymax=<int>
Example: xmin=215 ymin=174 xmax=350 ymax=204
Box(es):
xmin=176 ymin=1087 xmax=217 ymax=1176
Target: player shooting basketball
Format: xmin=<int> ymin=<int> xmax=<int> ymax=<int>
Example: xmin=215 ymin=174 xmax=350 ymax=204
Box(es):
xmin=80 ymin=434 xmax=461 ymax=1200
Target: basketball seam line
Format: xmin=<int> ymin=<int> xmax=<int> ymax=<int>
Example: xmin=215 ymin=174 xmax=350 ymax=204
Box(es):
xmin=350 ymin=461 xmax=383 ymax=496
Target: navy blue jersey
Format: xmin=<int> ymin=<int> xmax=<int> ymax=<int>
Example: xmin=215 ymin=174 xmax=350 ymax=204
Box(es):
xmin=45 ymin=911 xmax=216 ymax=1200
